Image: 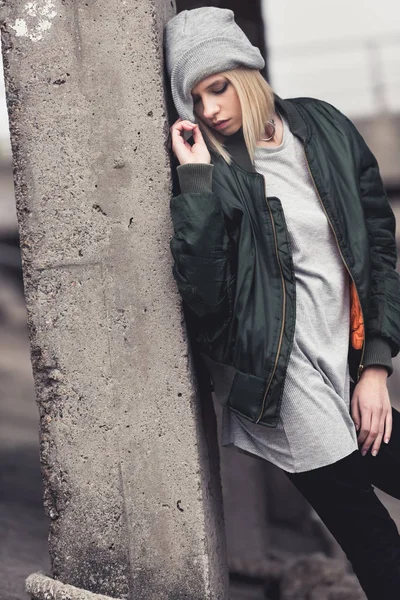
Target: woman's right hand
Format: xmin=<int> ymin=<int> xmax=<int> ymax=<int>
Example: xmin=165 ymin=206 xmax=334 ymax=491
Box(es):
xmin=170 ymin=118 xmax=211 ymax=166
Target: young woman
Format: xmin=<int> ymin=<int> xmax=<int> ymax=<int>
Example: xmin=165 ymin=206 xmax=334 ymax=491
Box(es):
xmin=164 ymin=7 xmax=400 ymax=598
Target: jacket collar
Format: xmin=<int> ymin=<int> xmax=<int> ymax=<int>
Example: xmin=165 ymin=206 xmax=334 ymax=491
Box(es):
xmin=217 ymin=94 xmax=310 ymax=174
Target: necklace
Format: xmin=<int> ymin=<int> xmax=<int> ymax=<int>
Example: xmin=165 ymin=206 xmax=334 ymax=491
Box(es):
xmin=260 ymin=118 xmax=276 ymax=142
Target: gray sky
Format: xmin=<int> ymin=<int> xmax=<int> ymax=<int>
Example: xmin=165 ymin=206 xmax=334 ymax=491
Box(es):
xmin=263 ymin=0 xmax=400 ymax=117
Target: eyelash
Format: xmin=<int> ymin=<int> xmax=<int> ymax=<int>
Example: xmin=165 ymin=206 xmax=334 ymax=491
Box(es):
xmin=193 ymin=82 xmax=229 ymax=104
xmin=215 ymin=83 xmax=228 ymax=95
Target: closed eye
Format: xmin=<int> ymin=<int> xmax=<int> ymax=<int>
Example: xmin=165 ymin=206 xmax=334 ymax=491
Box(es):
xmin=193 ymin=82 xmax=229 ymax=104
xmin=214 ymin=82 xmax=229 ymax=95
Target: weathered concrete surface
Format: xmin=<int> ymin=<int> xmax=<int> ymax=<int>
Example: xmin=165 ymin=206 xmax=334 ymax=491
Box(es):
xmin=1 ymin=1 xmax=228 ymax=598
xmin=26 ymin=573 xmax=122 ymax=600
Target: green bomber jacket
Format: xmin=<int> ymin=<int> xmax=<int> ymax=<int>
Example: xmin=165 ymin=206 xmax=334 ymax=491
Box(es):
xmin=169 ymin=94 xmax=400 ymax=427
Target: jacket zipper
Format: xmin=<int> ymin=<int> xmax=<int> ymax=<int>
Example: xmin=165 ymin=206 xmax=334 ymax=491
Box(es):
xmin=303 ymin=148 xmax=365 ymax=381
xmin=256 ymin=175 xmax=287 ymax=423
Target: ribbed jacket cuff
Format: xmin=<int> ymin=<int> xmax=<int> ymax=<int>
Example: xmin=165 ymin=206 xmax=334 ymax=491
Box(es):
xmin=363 ymin=336 xmax=393 ymax=377
xmin=177 ymin=163 xmax=214 ymax=194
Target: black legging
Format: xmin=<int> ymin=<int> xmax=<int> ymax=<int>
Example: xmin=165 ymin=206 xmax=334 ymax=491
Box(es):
xmin=283 ymin=406 xmax=400 ymax=599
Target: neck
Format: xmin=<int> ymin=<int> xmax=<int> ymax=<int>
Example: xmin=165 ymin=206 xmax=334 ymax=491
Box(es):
xmin=220 ymin=126 xmax=245 ymax=147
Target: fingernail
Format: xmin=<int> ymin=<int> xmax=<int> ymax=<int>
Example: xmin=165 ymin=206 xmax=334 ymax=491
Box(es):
xmin=355 ymin=423 xmax=360 ymax=431
xmin=361 ymin=450 xmax=367 ymax=456
xmin=384 ymin=438 xmax=390 ymax=444
xmin=372 ymin=450 xmax=377 ymax=457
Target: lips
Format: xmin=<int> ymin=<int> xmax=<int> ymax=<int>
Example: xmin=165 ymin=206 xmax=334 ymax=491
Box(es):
xmin=213 ymin=119 xmax=230 ymax=130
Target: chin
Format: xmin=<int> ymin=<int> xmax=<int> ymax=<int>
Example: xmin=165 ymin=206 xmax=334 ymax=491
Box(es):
xmin=222 ymin=123 xmax=241 ymax=136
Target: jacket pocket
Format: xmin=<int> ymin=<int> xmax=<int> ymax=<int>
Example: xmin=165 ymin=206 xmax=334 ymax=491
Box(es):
xmin=195 ymin=276 xmax=235 ymax=346
xmin=199 ymin=351 xmax=269 ymax=423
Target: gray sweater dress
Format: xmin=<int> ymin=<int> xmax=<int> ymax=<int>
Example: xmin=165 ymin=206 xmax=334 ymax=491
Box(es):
xmin=220 ymin=111 xmax=359 ymax=473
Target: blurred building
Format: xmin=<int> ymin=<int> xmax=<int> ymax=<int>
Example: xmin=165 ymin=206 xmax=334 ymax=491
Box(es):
xmin=263 ymin=0 xmax=400 ymax=231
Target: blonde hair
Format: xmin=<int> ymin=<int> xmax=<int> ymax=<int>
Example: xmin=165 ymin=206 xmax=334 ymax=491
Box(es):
xmin=194 ymin=67 xmax=275 ymax=165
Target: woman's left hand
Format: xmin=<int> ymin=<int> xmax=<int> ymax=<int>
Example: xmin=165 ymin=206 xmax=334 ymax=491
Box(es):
xmin=350 ymin=366 xmax=392 ymax=456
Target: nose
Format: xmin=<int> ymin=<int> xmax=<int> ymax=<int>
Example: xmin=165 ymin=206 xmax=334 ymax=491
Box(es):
xmin=202 ymin=97 xmax=220 ymax=120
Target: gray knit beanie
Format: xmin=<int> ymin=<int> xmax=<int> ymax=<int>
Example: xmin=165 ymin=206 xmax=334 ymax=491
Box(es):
xmin=164 ymin=7 xmax=265 ymax=122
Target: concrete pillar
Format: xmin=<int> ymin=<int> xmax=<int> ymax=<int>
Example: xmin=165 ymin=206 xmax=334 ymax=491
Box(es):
xmin=1 ymin=1 xmax=228 ymax=598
